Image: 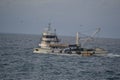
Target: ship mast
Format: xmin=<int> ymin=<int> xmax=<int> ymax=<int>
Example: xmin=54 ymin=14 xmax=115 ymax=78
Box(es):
xmin=76 ymin=32 xmax=80 ymax=46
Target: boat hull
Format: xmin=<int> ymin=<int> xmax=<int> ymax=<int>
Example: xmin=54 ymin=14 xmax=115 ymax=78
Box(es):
xmin=33 ymin=48 xmax=107 ymax=56
xmin=33 ymin=48 xmax=53 ymax=53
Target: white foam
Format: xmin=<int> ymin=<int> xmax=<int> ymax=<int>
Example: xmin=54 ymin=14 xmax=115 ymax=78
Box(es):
xmin=106 ymin=53 xmax=120 ymax=58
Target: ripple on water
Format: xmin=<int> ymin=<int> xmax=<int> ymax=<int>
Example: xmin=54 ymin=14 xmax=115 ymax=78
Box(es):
xmin=0 ymin=34 xmax=120 ymax=80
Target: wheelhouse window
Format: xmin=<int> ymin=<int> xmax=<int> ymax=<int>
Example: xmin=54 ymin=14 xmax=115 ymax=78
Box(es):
xmin=43 ymin=35 xmax=56 ymax=38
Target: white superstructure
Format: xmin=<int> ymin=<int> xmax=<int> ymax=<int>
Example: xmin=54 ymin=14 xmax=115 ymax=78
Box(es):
xmin=33 ymin=23 xmax=61 ymax=53
xmin=39 ymin=23 xmax=59 ymax=49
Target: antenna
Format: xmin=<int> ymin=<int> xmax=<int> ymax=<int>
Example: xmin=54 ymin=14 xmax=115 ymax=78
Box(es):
xmin=48 ymin=22 xmax=51 ymax=31
xmin=54 ymin=29 xmax=56 ymax=34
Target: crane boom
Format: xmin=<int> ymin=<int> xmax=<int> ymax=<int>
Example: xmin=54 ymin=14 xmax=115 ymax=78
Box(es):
xmin=91 ymin=28 xmax=101 ymax=38
xmin=82 ymin=28 xmax=101 ymax=47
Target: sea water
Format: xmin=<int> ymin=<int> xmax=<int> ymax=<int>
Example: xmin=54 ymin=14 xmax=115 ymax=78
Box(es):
xmin=0 ymin=33 xmax=120 ymax=80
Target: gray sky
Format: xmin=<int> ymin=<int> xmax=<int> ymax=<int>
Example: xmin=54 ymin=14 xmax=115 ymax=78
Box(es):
xmin=0 ymin=0 xmax=120 ymax=38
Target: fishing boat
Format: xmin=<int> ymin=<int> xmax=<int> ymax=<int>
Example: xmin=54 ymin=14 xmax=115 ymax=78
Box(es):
xmin=33 ymin=23 xmax=107 ymax=56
